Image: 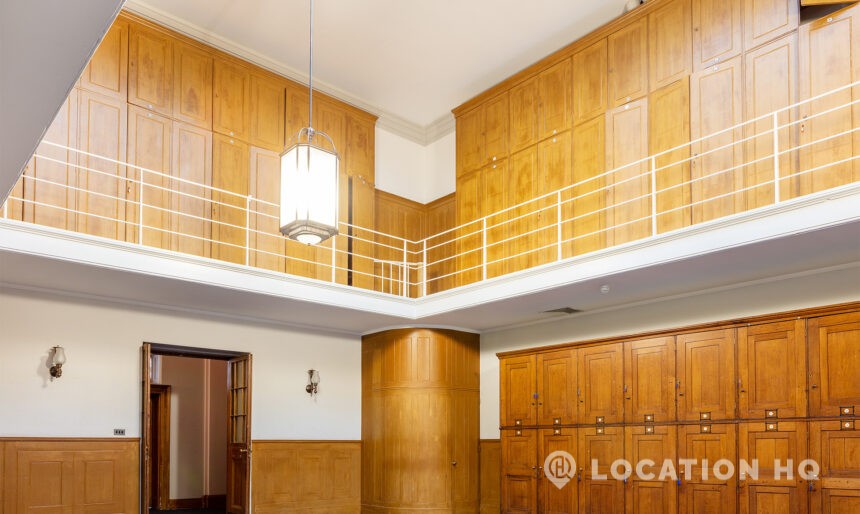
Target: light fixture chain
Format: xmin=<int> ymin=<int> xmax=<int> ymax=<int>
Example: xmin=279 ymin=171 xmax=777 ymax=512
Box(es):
xmin=308 ymin=0 xmax=314 ymax=136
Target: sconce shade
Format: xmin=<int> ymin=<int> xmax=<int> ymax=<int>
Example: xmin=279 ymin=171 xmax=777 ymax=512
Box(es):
xmin=280 ymin=137 xmax=339 ymax=245
xmin=52 ymin=346 xmax=66 ymax=365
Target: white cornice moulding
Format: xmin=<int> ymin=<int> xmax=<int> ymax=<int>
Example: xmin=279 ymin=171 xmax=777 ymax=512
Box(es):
xmin=124 ymin=0 xmax=455 ymax=146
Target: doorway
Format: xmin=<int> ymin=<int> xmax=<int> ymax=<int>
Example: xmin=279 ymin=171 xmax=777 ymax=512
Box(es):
xmin=142 ymin=343 xmax=252 ymax=514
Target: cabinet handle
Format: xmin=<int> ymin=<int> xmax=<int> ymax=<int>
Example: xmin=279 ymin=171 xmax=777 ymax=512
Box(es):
xmin=451 ymin=460 xmax=458 ymax=467
xmin=811 ymin=384 xmax=818 ymax=389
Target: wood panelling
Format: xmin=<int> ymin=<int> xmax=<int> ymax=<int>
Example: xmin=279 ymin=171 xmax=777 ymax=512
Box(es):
xmin=677 ymin=423 xmax=738 ymax=513
xmin=501 ymin=429 xmax=537 ymax=514
xmin=173 ymin=40 xmax=213 ymax=129
xmin=170 ymin=122 xmax=213 ymax=257
xmin=809 ymin=420 xmax=860 ymax=514
xmin=650 ymin=77 xmax=692 ymax=233
xmin=128 ymin=105 xmax=172 ymax=248
xmin=808 ymin=311 xmax=860 ymax=417
xmin=374 ymin=190 xmax=425 ymax=295
xmin=537 ymin=349 xmax=577 ymax=426
xmin=510 ymin=77 xmax=540 ymax=152
xmin=571 ymin=115 xmax=607 ymax=255
xmin=677 ymin=328 xmax=736 ymax=421
xmin=213 ymin=60 xmax=251 ymax=141
xmin=248 ymin=72 xmax=285 ymax=152
xmin=248 ymin=146 xmax=285 ymax=272
xmin=624 ymin=337 xmax=676 ymax=423
xmin=744 ymin=0 xmax=799 ymax=50
xmin=578 ymin=343 xmax=624 ymax=425
xmin=738 ymin=421 xmax=807 ymax=514
xmin=425 ymin=194 xmax=456 ymax=294
xmin=501 ymin=355 xmax=537 ymax=428
xmin=578 ymin=426 xmax=625 ymax=514
xmin=608 ymin=18 xmax=649 ymax=107
xmin=573 ymin=39 xmax=609 ymax=126
xmin=538 ymin=60 xmax=572 ymax=140
xmin=649 ymin=0 xmax=693 ymax=91
xmin=625 ymin=425 xmax=677 ymax=514
xmin=211 ymin=134 xmax=249 ymax=264
xmin=605 ymin=97 xmax=650 ymax=245
xmin=538 ymin=428 xmax=577 ymax=513
xmin=251 ymin=441 xmax=361 ymax=513
xmin=128 ymin=23 xmax=173 ymax=115
xmin=692 ymin=0 xmax=743 ymax=70
xmin=79 ymin=19 xmax=128 ymax=99
xmin=479 ymin=440 xmax=501 ymax=514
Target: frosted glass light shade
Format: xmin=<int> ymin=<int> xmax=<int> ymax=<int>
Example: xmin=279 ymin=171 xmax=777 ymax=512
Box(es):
xmin=279 ymin=142 xmax=339 ymax=245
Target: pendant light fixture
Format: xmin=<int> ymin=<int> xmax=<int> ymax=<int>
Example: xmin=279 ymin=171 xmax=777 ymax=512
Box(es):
xmin=280 ymin=0 xmax=339 ymax=245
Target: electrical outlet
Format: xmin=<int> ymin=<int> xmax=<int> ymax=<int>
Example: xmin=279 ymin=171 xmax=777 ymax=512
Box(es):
xmin=113 ymin=428 xmax=126 ymax=436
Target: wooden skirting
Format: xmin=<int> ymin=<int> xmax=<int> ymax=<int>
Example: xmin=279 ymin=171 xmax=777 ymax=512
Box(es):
xmin=479 ymin=440 xmax=501 ymax=514
xmin=166 ymin=494 xmax=225 ymax=509
xmin=251 ymin=440 xmax=361 ymax=513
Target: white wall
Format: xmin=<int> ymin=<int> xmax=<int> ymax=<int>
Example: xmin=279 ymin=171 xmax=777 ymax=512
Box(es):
xmin=479 ymin=266 xmax=860 ymax=439
xmin=374 ymin=127 xmax=455 ymax=204
xmin=0 ymin=288 xmax=362 ymax=440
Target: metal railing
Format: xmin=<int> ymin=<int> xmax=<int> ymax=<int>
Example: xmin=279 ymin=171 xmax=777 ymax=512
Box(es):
xmin=2 ymin=82 xmax=859 ymax=298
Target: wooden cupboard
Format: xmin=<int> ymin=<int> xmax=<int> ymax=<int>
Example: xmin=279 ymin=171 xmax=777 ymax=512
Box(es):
xmin=808 ymin=311 xmax=860 ymax=417
xmin=608 ymin=18 xmax=649 ymax=107
xmin=248 ymin=72 xmax=285 ymax=151
xmin=677 ymin=423 xmax=738 ymax=514
xmin=578 ymin=343 xmax=625 ymax=425
xmin=248 ymin=146 xmax=285 ymax=272
xmin=572 ymin=39 xmax=609 ymax=126
xmin=571 ymin=115 xmax=607 ymax=255
xmin=510 ymin=77 xmax=540 ymax=153
xmin=605 ymin=98 xmax=650 ymax=246
xmin=537 ymin=350 xmax=578 ymax=426
xmin=507 ymin=147 xmax=538 ymax=273
xmin=127 ymin=105 xmax=172 ymax=248
xmin=677 ymin=329 xmax=737 ymax=421
xmin=537 ymin=60 xmax=572 ymax=140
xmin=692 ymin=0 xmax=743 ymax=70
xmin=624 ymin=337 xmax=677 ymax=423
xmin=172 ymin=40 xmax=213 ymax=129
xmin=538 ymin=428 xmax=578 ymax=513
xmin=649 ymin=78 xmax=692 ymax=233
xmin=211 ymin=134 xmax=249 ymax=265
xmin=170 ymin=121 xmax=212 ymax=258
xmin=578 ymin=426 xmax=625 ymax=514
xmin=625 ymin=425 xmax=678 ymax=514
xmin=79 ymin=19 xmax=128 ymax=100
xmin=743 ymin=0 xmax=799 ymax=50
xmin=483 ymin=159 xmax=509 ymax=278
xmin=649 ymin=0 xmax=693 ymax=91
xmin=213 ymin=60 xmax=251 ymax=141
xmin=501 ymin=429 xmax=538 ymax=513
xmin=809 ymin=420 xmax=860 ymax=514
xmin=128 ymin=22 xmax=173 ymax=115
xmin=738 ymin=421 xmax=807 ymax=514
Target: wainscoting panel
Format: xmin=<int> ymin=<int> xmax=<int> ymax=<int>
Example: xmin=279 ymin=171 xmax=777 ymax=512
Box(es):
xmin=479 ymin=439 xmax=501 ymax=514
xmin=251 ymin=440 xmax=361 ymax=513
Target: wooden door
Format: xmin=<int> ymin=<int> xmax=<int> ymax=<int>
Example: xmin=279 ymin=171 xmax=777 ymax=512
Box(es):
xmin=677 ymin=424 xmax=738 ymax=514
xmin=450 ymin=390 xmax=480 ymax=512
xmin=76 ymin=89 xmax=129 ymax=241
xmin=538 ymin=428 xmax=577 ymax=514
xmin=743 ymin=0 xmax=799 ymax=50
xmin=213 ymin=60 xmax=251 ymax=141
xmin=507 ymin=147 xmax=537 ymax=273
xmin=483 ymin=160 xmax=508 ymax=279
xmin=248 ymin=146 xmax=285 ymax=272
xmin=571 ymin=115 xmax=607 ymax=255
xmin=538 ymin=59 xmax=572 ymax=140
xmin=537 ymin=349 xmax=577 ymax=426
xmin=624 ymin=337 xmax=677 ymax=423
xmin=485 ymin=93 xmax=509 ymax=163
xmin=170 ymin=122 xmax=213 ymax=257
xmin=650 ymin=78 xmax=692 ymax=233
xmin=738 ymin=320 xmax=807 ymax=419
xmin=798 ymin=4 xmax=860 ymax=196
xmin=501 ymin=429 xmax=538 ymax=513
xmin=677 ymin=329 xmax=737 ymax=421
xmin=535 ymin=131 xmax=571 ymax=267
xmin=458 ymin=106 xmax=485 ymax=175
xmin=509 ymin=77 xmax=539 ymax=152
xmin=578 ymin=344 xmax=624 ymax=424
xmin=808 ymin=311 xmax=860 ymax=417
xmin=140 ymin=343 xmax=152 ymax=514
xmin=249 ymin=72 xmax=285 ymax=151
xmin=649 ymin=0 xmax=693 ymax=91
xmin=456 ymin=169 xmax=482 ymax=286
xmin=227 ymin=354 xmax=252 ymax=514
xmin=578 ymin=426 xmax=625 ymax=514
xmin=128 ymin=105 xmax=172 ymax=248
xmin=738 ymin=421 xmax=807 ymax=514
xmin=211 ymin=134 xmax=249 ymax=264
xmin=573 ymin=39 xmax=609 ymax=125
xmin=744 ymin=34 xmax=798 ymax=206
xmin=606 ymin=98 xmax=650 ymax=246
xmin=609 ymin=19 xmax=649 ymax=107
xmin=690 ymin=56 xmax=745 ymax=223
xmin=128 ymin=23 xmax=173 ymax=115
xmin=692 ymin=0 xmax=743 ymax=70
xmin=809 ymin=420 xmax=860 ymax=514
xmin=173 ymin=41 xmax=213 ymax=128
xmin=500 ymin=355 xmax=537 ymax=427
xmin=625 ymin=425 xmax=677 ymax=514
xmin=79 ymin=19 xmax=128 ymax=99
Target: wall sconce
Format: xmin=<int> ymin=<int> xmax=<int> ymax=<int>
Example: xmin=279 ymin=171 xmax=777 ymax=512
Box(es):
xmin=306 ymin=369 xmax=320 ymax=397
xmin=49 ymin=346 xmax=67 ymax=380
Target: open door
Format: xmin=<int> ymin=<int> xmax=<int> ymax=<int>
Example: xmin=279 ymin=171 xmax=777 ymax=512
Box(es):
xmin=227 ymin=354 xmax=252 ymax=513
xmin=141 ymin=343 xmax=152 ymax=514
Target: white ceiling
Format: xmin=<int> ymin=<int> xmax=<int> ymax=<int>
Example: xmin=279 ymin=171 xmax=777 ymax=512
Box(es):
xmin=126 ymin=0 xmax=629 ymax=130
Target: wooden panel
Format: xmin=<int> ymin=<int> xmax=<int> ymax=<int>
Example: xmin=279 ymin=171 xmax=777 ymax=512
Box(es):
xmin=483 ymin=160 xmax=508 ymax=279
xmin=650 ymin=77 xmax=692 ymax=233
xmin=625 ymin=426 xmax=677 ymax=514
xmin=809 ymin=421 xmax=860 ymax=514
xmin=128 ymin=22 xmax=173 ymax=115
xmin=451 ymin=390 xmax=481 ymax=512
xmin=485 ymin=93 xmax=509 ymax=163
xmin=79 ymin=19 xmax=128 ymax=99
xmin=509 ymin=77 xmax=539 ymax=152
xmin=624 ymin=336 xmax=676 ymax=423
xmin=578 ymin=343 xmax=624 ymax=424
xmin=573 ymin=39 xmax=609 ymax=126
xmin=808 ymin=311 xmax=860 ymax=417
xmin=578 ymin=426 xmax=625 ymax=514
xmin=608 ymin=18 xmax=649 ymax=106
xmin=538 ymin=59 xmax=572 ymax=140
xmin=311 ymin=98 xmax=347 ymax=283
xmin=173 ymin=41 xmax=213 ymax=128
xmin=456 ymin=169 xmax=482 ymax=287
xmin=692 ymin=0 xmax=743 ymax=70
xmin=424 ymin=194 xmax=455 ymax=294
xmin=743 ymin=0 xmax=799 ymax=50
xmin=571 ymin=115 xmax=607 ymax=255
xmin=373 ymin=191 xmax=425 ymax=295
xmin=128 ymin=105 xmax=172 ymax=248
xmin=534 ymin=131 xmax=571 ymax=266
xmin=538 ymin=428 xmax=577 ymax=514
xmin=458 ymin=106 xmax=484 ymax=175
xmin=743 ymin=33 xmax=798 ymax=207
xmin=345 ymin=115 xmax=375 ymax=183
xmin=738 ymin=421 xmax=807 ymax=514
xmin=738 ymin=320 xmax=807 ymax=419
xmin=537 ymin=349 xmax=577 ymax=426
xmin=690 ymin=56 xmax=745 ymax=223
xmin=677 ymin=328 xmax=737 ymax=421
xmin=678 ymin=424 xmax=737 ymax=513
xmin=251 ymin=441 xmax=360 ymax=513
xmin=649 ymin=0 xmax=693 ymax=91
xmin=507 ymin=147 xmax=537 ymax=273
xmin=501 ymin=429 xmax=537 ymax=514
xmin=211 ymin=134 xmax=249 ymax=264
xmin=606 ymin=98 xmax=650 ymax=246
xmin=248 ymin=146 xmax=285 ymax=273
xmin=170 ymin=122 xmax=213 ymax=257
xmin=249 ymin=73 xmax=285 ymax=151
xmin=500 ymin=355 xmax=537 ymax=427
xmin=213 ymin=60 xmax=251 ymax=141
xmin=350 ymin=177 xmax=377 ymax=291
xmin=479 ymin=440 xmax=501 ymax=514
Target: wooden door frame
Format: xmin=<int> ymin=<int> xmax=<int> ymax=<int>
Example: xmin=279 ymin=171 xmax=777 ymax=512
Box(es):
xmin=150 ymin=384 xmax=171 ymax=510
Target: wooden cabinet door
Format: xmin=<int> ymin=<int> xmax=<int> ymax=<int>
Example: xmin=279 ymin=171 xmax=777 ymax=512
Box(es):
xmin=500 ymin=355 xmax=537 ymax=427
xmin=624 ymin=337 xmax=676 ymax=423
xmin=571 ymin=115 xmax=607 ymax=255
xmin=743 ymin=0 xmax=799 ymax=50
xmin=458 ymin=107 xmax=485 ymax=175
xmin=649 ymin=0 xmax=693 ymax=91
xmin=809 ymin=421 xmax=860 ymax=514
xmin=677 ymin=424 xmax=737 ymax=514
xmin=346 ymin=115 xmax=375 ymax=183
xmin=738 ymin=421 xmax=807 ymax=514
xmin=501 ymin=429 xmax=538 ymax=514
xmin=535 ymin=131 xmax=571 ymax=267
xmin=213 ymin=60 xmax=251 ymax=141
xmin=649 ymin=78 xmax=692 ymax=233
xmin=485 ymin=93 xmax=509 ymax=163
xmin=808 ymin=312 xmax=860 ymax=417
xmin=79 ymin=19 xmax=128 ymax=99
xmin=248 ymin=146 xmax=285 ymax=273
xmin=677 ymin=329 xmax=737 ymax=421
xmin=538 ymin=59 xmax=572 ymax=140
xmin=578 ymin=344 xmax=624 ymax=424
xmin=211 ymin=134 xmax=249 ymax=264
xmin=690 ymin=56 xmax=745 ymax=223
xmin=509 ymin=77 xmax=539 ymax=153
xmin=798 ymin=4 xmax=860 ymax=196
xmin=350 ymin=177 xmax=376 ymax=291
xmin=170 ymin=122 xmax=212 ymax=257
xmin=609 ymin=19 xmax=649 ymax=107
xmin=483 ymin=160 xmax=508 ymax=279
xmin=456 ymin=169 xmax=482 ymax=286
xmin=605 ymin=98 xmax=650 ymax=246
xmin=573 ymin=39 xmax=609 ymax=126
xmin=744 ymin=34 xmax=798 ymax=206
xmin=692 ymin=0 xmax=743 ymax=70
xmin=311 ymin=100 xmax=346 ymax=282
xmin=738 ymin=320 xmax=807 ymax=419
xmin=507 ymin=147 xmax=537 ymax=273
xmin=128 ymin=23 xmax=173 ymax=115
xmin=173 ymin=41 xmax=213 ymax=129
xmin=537 ymin=350 xmax=577 ymax=426
xmin=579 ymin=426 xmax=625 ymax=514
xmin=76 ymin=90 xmax=129 ymax=241
xmin=538 ymin=428 xmax=577 ymax=514
xmin=128 ymin=105 xmax=172 ymax=249
xmin=248 ymin=73 xmax=285 ymax=152
xmin=625 ymin=426 xmax=677 ymax=514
